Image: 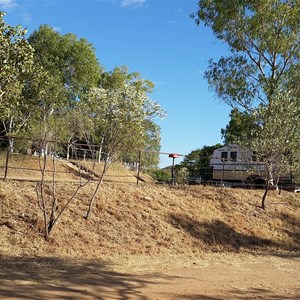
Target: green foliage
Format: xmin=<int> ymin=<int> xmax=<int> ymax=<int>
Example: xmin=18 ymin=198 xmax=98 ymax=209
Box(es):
xmin=245 ymin=91 xmax=300 ymax=179
xmin=26 ymin=26 xmax=101 ymax=148
xmin=194 ymin=1 xmax=300 ymax=207
xmin=0 ymin=12 xmax=35 ymax=136
xmin=100 ymin=66 xmax=154 ymax=93
xmin=180 ymin=144 xmax=222 ymax=182
xmin=221 ymin=108 xmax=259 ymax=145
xmin=0 ymin=14 xmax=165 ymax=171
xmin=240 ymin=91 xmax=300 ymax=208
xmin=86 ymin=67 xmax=165 ymax=167
xmin=174 ymin=166 xmax=189 ymax=184
xmin=205 ymin=55 xmax=257 ymax=110
xmin=193 ymin=0 xmax=300 ymax=110
xmin=149 ymin=168 xmax=171 ymax=184
xmin=81 ymin=67 xmax=165 ymax=163
xmin=122 ymin=120 xmax=161 ymax=169
xmin=142 ymin=120 xmax=161 ymax=163
xmin=28 ymin=25 xmax=102 ymax=102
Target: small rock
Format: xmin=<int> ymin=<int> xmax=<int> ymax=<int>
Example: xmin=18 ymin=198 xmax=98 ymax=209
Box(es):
xmin=143 ymin=196 xmax=153 ymax=201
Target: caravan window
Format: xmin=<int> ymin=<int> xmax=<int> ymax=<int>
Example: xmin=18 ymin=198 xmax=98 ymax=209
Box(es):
xmin=230 ymin=151 xmax=237 ymax=161
xmin=221 ymin=152 xmax=228 ymax=160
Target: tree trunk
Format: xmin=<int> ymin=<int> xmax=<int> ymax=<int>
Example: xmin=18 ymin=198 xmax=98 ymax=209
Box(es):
xmin=98 ymin=137 xmax=104 ymax=163
xmin=8 ymin=137 xmax=14 ymax=154
xmin=4 ymin=146 xmax=10 ymax=180
xmin=67 ymin=143 xmax=70 ymax=160
xmin=44 ymin=143 xmax=48 ymax=157
xmin=7 ymin=117 xmax=14 ymax=154
xmin=261 ymin=181 xmax=269 ymax=210
xmin=48 ymin=146 xmax=57 ymax=235
xmin=37 ymin=155 xmax=50 ymax=241
xmin=84 ymin=158 xmax=110 ymax=220
xmin=84 ymin=174 xmax=104 ymax=220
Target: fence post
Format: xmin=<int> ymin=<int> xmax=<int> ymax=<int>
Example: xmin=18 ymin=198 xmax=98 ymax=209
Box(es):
xmin=136 ymin=150 xmax=141 ymax=186
xmin=171 ymin=156 xmax=175 ymax=185
xmin=168 ymin=154 xmax=179 ymax=185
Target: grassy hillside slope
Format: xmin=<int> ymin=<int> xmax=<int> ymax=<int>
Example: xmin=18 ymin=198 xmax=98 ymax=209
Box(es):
xmin=1 ymin=177 xmax=300 ymax=258
xmin=0 ymin=152 xmax=154 ymax=182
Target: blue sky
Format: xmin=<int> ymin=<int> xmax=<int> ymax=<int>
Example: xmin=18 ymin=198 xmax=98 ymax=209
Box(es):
xmin=1 ymin=0 xmax=231 ymax=167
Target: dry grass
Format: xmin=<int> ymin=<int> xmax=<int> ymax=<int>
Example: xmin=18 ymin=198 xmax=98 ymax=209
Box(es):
xmin=1 ymin=159 xmax=299 ymax=300
xmin=0 ymin=152 xmax=152 ymax=183
xmin=0 ymin=168 xmax=300 ymax=259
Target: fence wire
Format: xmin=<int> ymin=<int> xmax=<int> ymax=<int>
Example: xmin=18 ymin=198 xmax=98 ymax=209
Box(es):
xmin=0 ymin=137 xmax=185 ymax=185
xmin=0 ymin=137 xmax=296 ymax=190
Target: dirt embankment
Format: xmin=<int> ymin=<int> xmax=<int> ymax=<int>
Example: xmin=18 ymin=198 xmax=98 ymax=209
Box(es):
xmin=0 ymin=170 xmax=300 ymax=299
xmin=1 ymin=179 xmax=300 ymax=257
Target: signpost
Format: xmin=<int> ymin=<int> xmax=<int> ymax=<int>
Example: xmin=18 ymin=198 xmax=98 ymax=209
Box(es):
xmin=169 ymin=153 xmax=179 ymax=185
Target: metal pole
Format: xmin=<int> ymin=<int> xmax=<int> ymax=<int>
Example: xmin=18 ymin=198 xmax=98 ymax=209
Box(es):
xmin=171 ymin=157 xmax=175 ymax=185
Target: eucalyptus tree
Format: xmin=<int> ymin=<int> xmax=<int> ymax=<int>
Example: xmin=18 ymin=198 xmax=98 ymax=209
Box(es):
xmin=140 ymin=119 xmax=161 ymax=168
xmin=0 ymin=12 xmax=35 ymax=151
xmin=119 ymin=120 xmax=161 ymax=171
xmin=26 ymin=26 xmax=102 ymax=239
xmin=100 ymin=65 xmax=155 ymax=93
xmin=100 ymin=66 xmax=162 ymax=168
xmin=193 ymin=0 xmax=300 ymax=110
xmin=245 ymin=91 xmax=300 ymax=209
xmin=221 ymin=108 xmax=259 ymax=145
xmin=193 ymin=0 xmax=300 ymax=208
xmin=28 ymin=25 xmax=102 ymax=143
xmin=82 ymin=68 xmax=165 ymax=219
xmin=29 ymin=25 xmax=101 ymax=101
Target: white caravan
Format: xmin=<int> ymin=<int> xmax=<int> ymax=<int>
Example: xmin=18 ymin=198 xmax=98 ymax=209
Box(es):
xmin=209 ymin=144 xmax=266 ymax=182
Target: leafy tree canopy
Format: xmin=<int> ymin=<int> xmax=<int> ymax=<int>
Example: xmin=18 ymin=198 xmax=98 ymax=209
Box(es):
xmin=180 ymin=144 xmax=222 ymax=181
xmin=193 ymin=0 xmax=300 ymax=110
xmin=28 ymin=25 xmax=102 ymax=102
xmin=193 ymin=0 xmax=300 ymax=208
xmin=100 ymin=66 xmax=155 ymax=93
xmin=221 ymin=108 xmax=259 ymax=145
xmin=81 ymin=66 xmax=165 ymax=160
xmin=0 ymin=14 xmax=166 ymax=170
xmin=0 ymin=12 xmax=35 ymax=137
xmin=96 ymin=67 xmax=164 ymax=167
xmin=244 ymin=91 xmax=300 ymax=208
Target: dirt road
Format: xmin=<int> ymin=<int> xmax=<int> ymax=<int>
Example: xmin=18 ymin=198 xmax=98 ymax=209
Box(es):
xmin=0 ymin=253 xmax=299 ymax=299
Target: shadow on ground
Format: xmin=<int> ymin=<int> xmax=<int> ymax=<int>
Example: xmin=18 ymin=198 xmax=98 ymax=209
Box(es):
xmin=280 ymin=212 xmax=300 ymax=248
xmin=0 ymin=256 xmax=158 ymax=300
xmin=169 ymin=214 xmax=275 ymax=252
